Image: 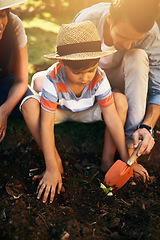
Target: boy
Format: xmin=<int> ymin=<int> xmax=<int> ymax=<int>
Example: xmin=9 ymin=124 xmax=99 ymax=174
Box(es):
xmin=21 ymin=21 xmax=129 ymax=203
xmin=73 ymin=0 xmax=160 ymax=181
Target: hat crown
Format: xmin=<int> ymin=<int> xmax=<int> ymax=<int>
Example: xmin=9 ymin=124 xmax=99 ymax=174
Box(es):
xmin=44 ymin=21 xmax=117 ymax=60
xmin=0 ymin=0 xmax=27 ymax=10
xmin=56 ymin=21 xmax=100 ymax=47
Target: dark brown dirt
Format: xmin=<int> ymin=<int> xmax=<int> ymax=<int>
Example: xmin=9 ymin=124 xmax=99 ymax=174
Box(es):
xmin=0 ymin=119 xmax=160 ymax=240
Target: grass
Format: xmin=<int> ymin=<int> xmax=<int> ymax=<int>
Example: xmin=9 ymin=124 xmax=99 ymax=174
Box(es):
xmin=13 ymin=0 xmax=79 ymax=83
xmin=22 ymin=13 xmax=73 ymax=83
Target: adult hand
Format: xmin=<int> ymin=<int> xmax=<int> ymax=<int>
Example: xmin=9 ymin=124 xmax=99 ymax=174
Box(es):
xmin=33 ymin=169 xmax=62 ymax=203
xmin=0 ymin=107 xmax=8 ymax=142
xmin=132 ymin=128 xmax=155 ymax=156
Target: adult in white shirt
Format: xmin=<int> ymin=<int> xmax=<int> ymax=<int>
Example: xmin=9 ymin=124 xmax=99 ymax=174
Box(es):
xmin=0 ymin=0 xmax=34 ymax=143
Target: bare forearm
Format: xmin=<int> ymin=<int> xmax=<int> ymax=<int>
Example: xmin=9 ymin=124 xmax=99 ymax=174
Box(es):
xmin=102 ymin=105 xmax=129 ymax=162
xmin=41 ymin=129 xmax=58 ymax=170
xmin=109 ymin=119 xmax=128 ymax=162
xmin=142 ymin=104 xmax=160 ymax=128
xmin=131 ymin=103 xmax=159 ymax=156
xmin=2 ymin=45 xmax=29 ymax=116
xmin=2 ymin=81 xmax=27 ymax=116
xmin=40 ymin=111 xmax=58 ymax=170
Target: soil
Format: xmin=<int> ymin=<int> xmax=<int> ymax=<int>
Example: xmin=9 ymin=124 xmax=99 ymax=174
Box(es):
xmin=0 ymin=118 xmax=160 ymax=240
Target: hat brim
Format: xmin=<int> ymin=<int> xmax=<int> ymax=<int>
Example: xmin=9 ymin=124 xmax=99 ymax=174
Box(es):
xmin=44 ymin=50 xmax=117 ymax=61
xmin=0 ymin=0 xmax=28 ymax=10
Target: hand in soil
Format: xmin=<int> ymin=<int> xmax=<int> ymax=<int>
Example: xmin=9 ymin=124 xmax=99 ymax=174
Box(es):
xmin=131 ymin=162 xmax=149 ymax=183
xmin=33 ymin=169 xmax=62 ymax=203
xmin=0 ymin=108 xmax=7 ymax=143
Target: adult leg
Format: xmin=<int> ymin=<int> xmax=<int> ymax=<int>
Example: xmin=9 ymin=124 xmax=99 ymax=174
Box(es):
xmin=123 ymin=49 xmax=149 ymax=181
xmin=106 ymin=49 xmax=149 ymax=145
xmin=105 ymin=49 xmax=149 ymax=180
xmin=123 ymin=49 xmax=149 ymax=147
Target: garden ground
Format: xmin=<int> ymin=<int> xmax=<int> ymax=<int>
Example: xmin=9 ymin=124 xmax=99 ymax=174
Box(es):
xmin=0 ymin=118 xmax=160 ymax=240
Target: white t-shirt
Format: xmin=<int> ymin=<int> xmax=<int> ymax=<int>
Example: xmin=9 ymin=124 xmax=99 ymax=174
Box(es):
xmin=99 ymin=42 xmax=117 ymax=69
xmin=10 ymin=12 xmax=27 ymax=49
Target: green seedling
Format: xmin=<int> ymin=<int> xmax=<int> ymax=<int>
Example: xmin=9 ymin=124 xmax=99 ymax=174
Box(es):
xmin=90 ymin=171 xmax=100 ymax=182
xmin=100 ymin=183 xmax=113 ymax=196
xmin=70 ymin=171 xmax=100 ymax=184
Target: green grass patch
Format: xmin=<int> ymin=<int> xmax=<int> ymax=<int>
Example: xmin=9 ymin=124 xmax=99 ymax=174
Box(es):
xmin=22 ymin=13 xmax=73 ymax=83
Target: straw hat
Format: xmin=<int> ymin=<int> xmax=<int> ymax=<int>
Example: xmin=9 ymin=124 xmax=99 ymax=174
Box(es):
xmin=0 ymin=0 xmax=28 ymax=10
xmin=44 ymin=21 xmax=117 ymax=61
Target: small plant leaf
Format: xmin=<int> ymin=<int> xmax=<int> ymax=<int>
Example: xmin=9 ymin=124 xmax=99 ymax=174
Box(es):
xmin=90 ymin=171 xmax=100 ymax=182
xmin=100 ymin=183 xmax=113 ymax=196
xmin=107 ymin=192 xmax=113 ymax=196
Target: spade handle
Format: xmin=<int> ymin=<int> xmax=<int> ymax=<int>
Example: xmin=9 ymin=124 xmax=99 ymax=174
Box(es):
xmin=127 ymin=141 xmax=142 ymax=166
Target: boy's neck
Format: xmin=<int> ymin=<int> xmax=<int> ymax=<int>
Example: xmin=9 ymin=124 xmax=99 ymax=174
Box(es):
xmin=68 ymin=81 xmax=87 ymax=98
xmin=103 ymin=19 xmax=114 ymax=46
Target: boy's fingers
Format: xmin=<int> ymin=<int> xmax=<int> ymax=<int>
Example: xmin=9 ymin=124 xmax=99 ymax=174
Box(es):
xmin=43 ymin=186 xmax=51 ymax=203
xmin=33 ymin=173 xmax=44 ymax=181
xmin=139 ymin=169 xmax=149 ymax=183
xmin=33 ymin=175 xmax=40 ymax=181
xmin=57 ymin=182 xmax=62 ymax=195
xmin=1 ymin=130 xmax=5 ymax=139
xmin=144 ymin=170 xmax=149 ymax=182
xmin=0 ymin=131 xmax=5 ymax=143
xmin=49 ymin=182 xmax=62 ymax=203
xmin=37 ymin=182 xmax=46 ymax=199
xmin=50 ymin=187 xmax=56 ymax=203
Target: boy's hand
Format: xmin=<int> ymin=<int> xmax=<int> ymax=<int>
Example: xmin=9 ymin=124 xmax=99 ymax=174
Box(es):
xmin=0 ymin=107 xmax=7 ymax=143
xmin=33 ymin=169 xmax=62 ymax=203
xmin=131 ymin=162 xmax=149 ymax=183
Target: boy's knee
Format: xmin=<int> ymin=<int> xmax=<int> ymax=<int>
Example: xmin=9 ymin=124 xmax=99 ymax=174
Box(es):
xmin=31 ymin=71 xmax=46 ymax=93
xmin=32 ymin=77 xmax=42 ymax=93
xmin=21 ymin=97 xmax=40 ymax=115
xmin=113 ymin=92 xmax=128 ymax=114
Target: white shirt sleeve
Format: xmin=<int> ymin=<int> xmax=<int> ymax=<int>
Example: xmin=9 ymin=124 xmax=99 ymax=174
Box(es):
xmin=10 ymin=12 xmax=27 ymax=49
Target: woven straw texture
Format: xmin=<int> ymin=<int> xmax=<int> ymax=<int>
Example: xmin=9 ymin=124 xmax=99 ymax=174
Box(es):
xmin=56 ymin=21 xmax=100 ymax=46
xmin=44 ymin=21 xmax=117 ymax=60
xmin=0 ymin=0 xmax=27 ymax=10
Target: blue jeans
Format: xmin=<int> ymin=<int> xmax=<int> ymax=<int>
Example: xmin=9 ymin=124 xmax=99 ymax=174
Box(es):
xmin=0 ymin=72 xmax=34 ymax=117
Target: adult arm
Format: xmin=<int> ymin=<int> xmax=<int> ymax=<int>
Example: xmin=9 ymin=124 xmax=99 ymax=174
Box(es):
xmin=132 ymin=103 xmax=160 ymax=155
xmin=132 ymin=23 xmax=160 ymax=155
xmin=0 ymin=45 xmax=28 ymax=141
xmin=37 ymin=108 xmax=62 ymax=203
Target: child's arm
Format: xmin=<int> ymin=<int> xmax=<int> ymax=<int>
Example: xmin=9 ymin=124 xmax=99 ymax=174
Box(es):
xmin=37 ymin=108 xmax=62 ymax=203
xmin=101 ymin=103 xmax=129 ymax=162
